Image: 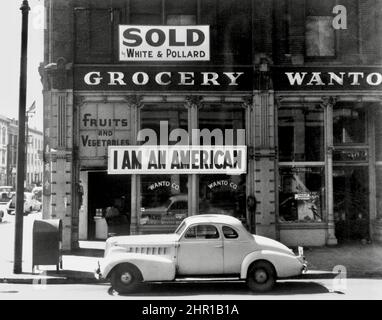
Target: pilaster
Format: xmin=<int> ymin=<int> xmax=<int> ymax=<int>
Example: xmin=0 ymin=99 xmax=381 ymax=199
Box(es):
xmin=322 ymin=96 xmax=338 ymax=246
xmin=253 ymin=91 xmax=277 ymax=239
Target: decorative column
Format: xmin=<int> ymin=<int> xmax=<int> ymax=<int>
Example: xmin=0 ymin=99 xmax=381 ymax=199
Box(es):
xmin=253 ymin=90 xmax=277 ymax=239
xmin=126 ymin=95 xmax=142 ymax=235
xmin=322 ymin=96 xmax=338 ymax=245
xmin=41 ymin=57 xmax=74 ymax=251
xmin=243 ymin=96 xmax=256 ymax=232
xmin=186 ymin=95 xmax=202 ymax=216
xmin=371 ymin=104 xmax=382 ymax=241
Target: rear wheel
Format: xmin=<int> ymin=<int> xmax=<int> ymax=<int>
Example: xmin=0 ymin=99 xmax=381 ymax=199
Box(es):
xmin=110 ymin=263 xmax=142 ymax=294
xmin=246 ymin=260 xmax=276 ymax=292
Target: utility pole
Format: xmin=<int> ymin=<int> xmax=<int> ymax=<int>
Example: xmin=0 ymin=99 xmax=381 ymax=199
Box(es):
xmin=14 ymin=0 xmax=30 ymax=274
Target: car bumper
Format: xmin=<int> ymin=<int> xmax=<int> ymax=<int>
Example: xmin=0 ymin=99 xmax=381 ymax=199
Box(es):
xmin=94 ymin=261 xmax=103 ymax=280
xmin=297 ymin=255 xmax=308 ymax=273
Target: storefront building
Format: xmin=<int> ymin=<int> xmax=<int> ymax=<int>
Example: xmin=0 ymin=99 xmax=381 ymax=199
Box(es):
xmin=41 ymin=0 xmax=382 ymax=250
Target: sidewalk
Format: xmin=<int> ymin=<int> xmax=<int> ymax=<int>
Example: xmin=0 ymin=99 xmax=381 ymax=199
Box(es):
xmin=302 ymin=242 xmax=382 ymax=278
xmin=0 ymin=241 xmax=106 ymax=284
xmin=1 ymin=239 xmax=382 ymax=284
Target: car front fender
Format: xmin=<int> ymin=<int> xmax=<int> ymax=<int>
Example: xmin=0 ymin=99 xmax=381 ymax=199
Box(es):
xmin=100 ymin=252 xmax=176 ymax=282
xmin=240 ymin=250 xmax=304 ymax=279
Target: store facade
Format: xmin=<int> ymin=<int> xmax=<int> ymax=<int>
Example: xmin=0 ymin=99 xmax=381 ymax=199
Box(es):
xmin=273 ymin=68 xmax=382 ymax=246
xmin=42 ymin=0 xmax=382 ymax=250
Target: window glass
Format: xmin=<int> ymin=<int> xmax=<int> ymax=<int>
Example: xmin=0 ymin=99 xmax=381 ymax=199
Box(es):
xmin=305 ymin=0 xmax=335 ymax=57
xmin=130 ymin=0 xmax=162 ymax=24
xmin=140 ymin=104 xmax=188 ymax=145
xmin=278 ymin=105 xmax=324 ymax=161
xmin=222 ymin=226 xmax=238 ymax=239
xmin=140 ymin=175 xmax=188 ymax=226
xmin=198 ymin=104 xmax=245 ymax=146
xmin=139 ymin=105 xmax=188 ymax=227
xmin=215 ymin=0 xmax=252 ymax=64
xmin=198 ymin=104 xmax=246 ymax=222
xmin=333 ymin=104 xmax=366 ymax=144
xmin=185 ymin=225 xmax=220 ymax=239
xmin=166 ymin=15 xmax=196 ymax=25
xmin=166 ymin=0 xmax=196 ymax=25
xmin=199 ymin=174 xmax=246 ymax=219
xmin=279 ymin=167 xmax=325 ymax=223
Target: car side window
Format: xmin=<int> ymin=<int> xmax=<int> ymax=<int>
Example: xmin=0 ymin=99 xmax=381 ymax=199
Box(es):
xmin=185 ymin=225 xmax=220 ymax=239
xmin=222 ymin=226 xmax=239 ymax=239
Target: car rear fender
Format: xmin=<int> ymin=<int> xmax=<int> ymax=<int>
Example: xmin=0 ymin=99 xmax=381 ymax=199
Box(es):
xmin=101 ymin=252 xmax=176 ymax=281
xmin=240 ymin=250 xmax=303 ymax=279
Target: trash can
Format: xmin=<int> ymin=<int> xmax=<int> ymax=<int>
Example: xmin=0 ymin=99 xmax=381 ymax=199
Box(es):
xmin=94 ymin=216 xmax=108 ymax=240
xmin=32 ymin=219 xmax=62 ymax=272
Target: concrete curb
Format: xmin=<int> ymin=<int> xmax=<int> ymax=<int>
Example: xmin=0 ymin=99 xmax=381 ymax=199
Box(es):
xmin=0 ymin=276 xmax=108 ymax=285
xmin=2 ymin=270 xmax=381 ymax=285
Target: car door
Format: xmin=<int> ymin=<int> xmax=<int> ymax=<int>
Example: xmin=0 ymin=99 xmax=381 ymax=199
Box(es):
xmin=222 ymin=225 xmax=253 ymax=274
xmin=177 ymin=224 xmax=223 ymax=275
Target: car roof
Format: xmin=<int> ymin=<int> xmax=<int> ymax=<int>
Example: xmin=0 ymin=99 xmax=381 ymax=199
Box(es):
xmin=183 ymin=214 xmax=243 ymax=226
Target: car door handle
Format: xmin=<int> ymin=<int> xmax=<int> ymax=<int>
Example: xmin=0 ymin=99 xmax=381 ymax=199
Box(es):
xmin=214 ymin=245 xmax=223 ymax=248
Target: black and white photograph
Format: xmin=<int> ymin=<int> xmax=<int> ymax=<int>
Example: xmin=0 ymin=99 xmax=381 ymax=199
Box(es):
xmin=0 ymin=0 xmax=381 ymax=310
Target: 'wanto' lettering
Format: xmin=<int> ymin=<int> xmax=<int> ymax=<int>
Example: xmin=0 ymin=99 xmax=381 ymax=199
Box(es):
xmin=285 ymin=71 xmax=382 ymax=86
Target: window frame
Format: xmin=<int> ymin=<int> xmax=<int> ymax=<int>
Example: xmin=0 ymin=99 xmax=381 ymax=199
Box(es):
xmin=222 ymin=225 xmax=239 ymax=239
xmin=304 ymin=15 xmax=337 ymax=59
xmin=183 ymin=224 xmax=221 ymax=240
xmin=333 ymin=104 xmax=368 ymax=147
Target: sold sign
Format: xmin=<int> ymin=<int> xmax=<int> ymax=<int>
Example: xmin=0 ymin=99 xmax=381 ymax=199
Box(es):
xmin=119 ymin=25 xmax=210 ymax=61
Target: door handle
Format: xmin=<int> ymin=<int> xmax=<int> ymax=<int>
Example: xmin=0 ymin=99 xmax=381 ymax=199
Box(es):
xmin=214 ymin=245 xmax=223 ymax=248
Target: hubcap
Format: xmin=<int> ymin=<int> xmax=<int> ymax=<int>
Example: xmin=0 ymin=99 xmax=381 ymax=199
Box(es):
xmin=254 ymin=269 xmax=268 ymax=283
xmin=120 ymin=272 xmax=133 ymax=284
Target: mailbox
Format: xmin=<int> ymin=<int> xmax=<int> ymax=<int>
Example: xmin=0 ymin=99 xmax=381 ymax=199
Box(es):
xmin=32 ymin=219 xmax=63 ymax=272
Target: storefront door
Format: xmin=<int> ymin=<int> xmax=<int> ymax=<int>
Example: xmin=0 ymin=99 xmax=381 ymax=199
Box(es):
xmin=333 ymin=166 xmax=369 ymax=242
xmin=87 ymin=171 xmax=131 ymax=239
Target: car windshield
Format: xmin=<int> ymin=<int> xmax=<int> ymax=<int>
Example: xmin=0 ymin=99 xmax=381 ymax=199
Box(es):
xmin=175 ymin=221 xmax=186 ymax=235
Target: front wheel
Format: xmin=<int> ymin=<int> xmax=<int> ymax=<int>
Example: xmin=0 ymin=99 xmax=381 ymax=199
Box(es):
xmin=246 ymin=261 xmax=276 ymax=292
xmin=110 ymin=263 xmax=142 ymax=294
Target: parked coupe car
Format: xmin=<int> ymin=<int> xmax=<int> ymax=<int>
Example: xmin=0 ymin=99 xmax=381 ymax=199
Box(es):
xmin=6 ymin=192 xmax=41 ymax=215
xmin=96 ymin=214 xmax=307 ymax=294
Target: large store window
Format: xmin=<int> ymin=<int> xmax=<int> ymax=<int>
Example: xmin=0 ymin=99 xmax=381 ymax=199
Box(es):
xmin=333 ymin=103 xmax=366 ymax=145
xmin=198 ymin=104 xmax=246 ymax=221
xmin=278 ymin=105 xmax=325 ymax=161
xmin=140 ymin=175 xmax=188 ymax=226
xmin=139 ymin=105 xmax=188 ymax=227
xmin=278 ymin=103 xmax=325 ymax=223
xmin=279 ymin=167 xmax=325 ymax=223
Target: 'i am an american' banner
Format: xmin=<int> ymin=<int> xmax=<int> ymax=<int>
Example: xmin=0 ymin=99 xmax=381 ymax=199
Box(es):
xmin=108 ymin=145 xmax=247 ymax=175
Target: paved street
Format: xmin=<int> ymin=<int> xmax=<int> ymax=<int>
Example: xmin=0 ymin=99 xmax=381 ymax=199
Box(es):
xmin=0 ymin=278 xmax=382 ymax=300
